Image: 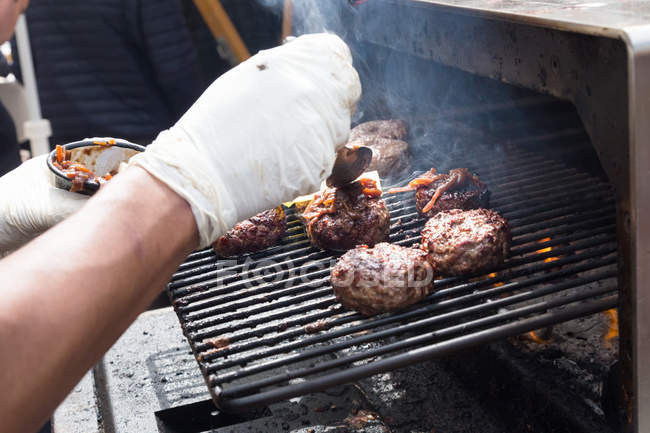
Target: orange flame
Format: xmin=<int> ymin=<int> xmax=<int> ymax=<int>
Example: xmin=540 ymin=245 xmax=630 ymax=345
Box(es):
xmin=604 ymin=308 xmax=619 ymax=348
xmin=536 ymin=237 xmax=552 ymax=253
xmin=527 ymin=330 xmax=551 ymax=344
xmin=488 ymin=272 xmax=504 ymax=287
xmin=537 ymin=237 xmax=559 ymax=263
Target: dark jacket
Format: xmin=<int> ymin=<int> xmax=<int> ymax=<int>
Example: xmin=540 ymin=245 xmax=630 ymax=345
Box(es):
xmin=0 ymin=102 xmax=21 ymax=176
xmin=0 ymin=54 xmax=10 ymax=77
xmin=18 ymin=0 xmax=203 ymax=147
xmin=0 ymin=55 xmax=21 ymax=175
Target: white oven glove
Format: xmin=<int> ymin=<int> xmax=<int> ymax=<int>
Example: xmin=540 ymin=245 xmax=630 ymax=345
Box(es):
xmin=0 ymin=155 xmax=89 ymax=254
xmin=128 ymin=33 xmax=361 ymax=247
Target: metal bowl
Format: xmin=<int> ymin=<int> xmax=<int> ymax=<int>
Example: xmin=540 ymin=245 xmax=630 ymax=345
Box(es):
xmin=47 ymin=138 xmax=145 ymax=195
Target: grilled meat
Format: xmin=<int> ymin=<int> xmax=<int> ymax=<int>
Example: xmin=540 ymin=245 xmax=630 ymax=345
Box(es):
xmin=330 ymin=243 xmax=435 ymax=316
xmin=349 ymin=136 xmax=410 ymax=178
xmin=420 ymin=208 xmax=510 ymax=276
xmin=348 ymin=119 xmax=410 ymax=178
xmin=405 ymin=168 xmax=489 ymax=218
xmin=302 ymin=180 xmax=389 ymax=251
xmin=349 ymin=119 xmax=408 ymax=142
xmin=213 ymin=206 xmax=286 ymax=256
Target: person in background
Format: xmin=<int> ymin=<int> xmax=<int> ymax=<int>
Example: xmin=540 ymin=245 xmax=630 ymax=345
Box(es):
xmin=0 ymin=2 xmax=362 ymax=432
xmin=0 ymin=46 xmax=21 ymax=175
xmin=0 ymin=102 xmax=20 ymax=175
xmin=0 ymin=0 xmax=28 ymax=42
xmin=13 ymin=0 xmax=203 ymax=147
xmin=0 ymin=46 xmax=10 ymax=76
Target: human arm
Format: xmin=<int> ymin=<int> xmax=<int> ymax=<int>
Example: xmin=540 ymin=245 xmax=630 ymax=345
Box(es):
xmin=0 ymin=33 xmax=360 ymax=432
xmin=0 ymin=166 xmax=198 ymax=433
xmin=0 ymin=33 xmax=360 ymax=254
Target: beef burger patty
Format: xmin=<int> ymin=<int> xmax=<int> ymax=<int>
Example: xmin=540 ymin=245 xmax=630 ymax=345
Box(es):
xmin=348 ymin=119 xmax=408 ymax=142
xmin=420 ymin=208 xmax=510 ymax=275
xmin=302 ymin=179 xmax=390 ymax=251
xmin=331 ymin=243 xmax=435 ymax=316
xmin=213 ymin=207 xmax=286 ymax=257
xmin=348 ymin=119 xmax=410 ymax=178
xmin=414 ymin=168 xmax=489 ymax=218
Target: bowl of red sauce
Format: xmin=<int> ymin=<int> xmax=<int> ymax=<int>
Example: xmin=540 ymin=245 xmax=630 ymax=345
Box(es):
xmin=47 ymin=138 xmax=145 ymax=195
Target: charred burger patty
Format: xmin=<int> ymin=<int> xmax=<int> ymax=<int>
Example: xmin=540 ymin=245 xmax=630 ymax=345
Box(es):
xmin=348 ymin=119 xmax=410 ymax=178
xmin=389 ymin=167 xmax=488 ymax=218
xmin=350 ymin=135 xmax=410 ymax=178
xmin=213 ymin=207 xmax=287 ymax=257
xmin=414 ymin=168 xmax=489 ymax=218
xmin=420 ymin=208 xmax=510 ymax=276
xmin=302 ymin=180 xmax=390 ymax=251
xmin=348 ymin=119 xmax=408 ymax=142
xmin=331 ymin=243 xmax=435 ymax=316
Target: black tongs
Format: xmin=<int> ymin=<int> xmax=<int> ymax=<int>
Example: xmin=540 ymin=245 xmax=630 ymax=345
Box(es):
xmin=326 ymin=145 xmax=373 ymax=188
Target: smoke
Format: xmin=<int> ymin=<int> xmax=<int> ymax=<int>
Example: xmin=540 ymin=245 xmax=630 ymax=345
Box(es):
xmin=253 ymin=0 xmax=357 ymax=35
xmin=252 ymin=1 xmax=470 ymax=120
xmin=253 ymin=0 xmax=439 ymax=123
xmin=252 ymin=0 xmax=563 ymax=185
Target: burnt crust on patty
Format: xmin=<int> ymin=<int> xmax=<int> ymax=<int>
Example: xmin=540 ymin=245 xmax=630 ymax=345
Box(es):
xmin=213 ymin=206 xmax=287 ymax=257
xmin=330 ymin=243 xmax=435 ymax=316
xmin=420 ymin=208 xmax=510 ymax=276
xmin=349 ymin=119 xmax=408 ymax=142
xmin=349 ymin=135 xmax=411 ymax=178
xmin=414 ymin=168 xmax=489 ymax=218
xmin=348 ymin=119 xmax=410 ymax=178
xmin=302 ymin=180 xmax=390 ymax=251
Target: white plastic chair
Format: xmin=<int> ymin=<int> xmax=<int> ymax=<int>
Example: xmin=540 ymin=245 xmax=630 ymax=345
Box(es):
xmin=0 ymin=15 xmax=51 ymax=156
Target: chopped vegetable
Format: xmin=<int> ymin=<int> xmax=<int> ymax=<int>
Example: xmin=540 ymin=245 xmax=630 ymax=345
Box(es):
xmin=358 ymin=178 xmax=382 ymax=198
xmin=56 ymin=145 xmax=64 ymax=163
xmin=421 ymin=168 xmax=470 ymax=213
xmin=52 ymin=148 xmax=118 ymax=191
xmin=387 ymin=177 xmax=434 ymax=194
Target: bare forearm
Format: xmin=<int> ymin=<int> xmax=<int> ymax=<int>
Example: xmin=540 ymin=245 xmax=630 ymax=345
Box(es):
xmin=0 ymin=166 xmax=197 ymax=433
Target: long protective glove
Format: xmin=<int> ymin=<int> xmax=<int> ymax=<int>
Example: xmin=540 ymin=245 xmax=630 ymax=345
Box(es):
xmin=0 ymin=155 xmax=89 ymax=254
xmin=129 ymin=33 xmax=361 ymax=247
xmin=0 ymin=33 xmax=361 ymax=254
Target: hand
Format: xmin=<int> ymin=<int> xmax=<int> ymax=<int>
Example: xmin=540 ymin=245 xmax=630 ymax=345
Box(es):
xmin=0 ymin=155 xmax=89 ymax=254
xmin=129 ymin=33 xmax=362 ymax=247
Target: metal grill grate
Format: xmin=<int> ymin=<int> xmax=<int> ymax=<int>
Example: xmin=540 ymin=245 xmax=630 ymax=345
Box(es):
xmin=167 ymin=147 xmax=617 ymax=411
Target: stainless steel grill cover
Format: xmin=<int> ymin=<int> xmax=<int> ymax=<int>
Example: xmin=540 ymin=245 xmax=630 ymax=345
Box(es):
xmin=169 ymin=1 xmax=649 ymax=431
xmin=324 ymin=2 xmax=649 ymax=430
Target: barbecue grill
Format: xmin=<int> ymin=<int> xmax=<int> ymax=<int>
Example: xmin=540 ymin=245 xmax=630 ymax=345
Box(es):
xmin=166 ymin=1 xmax=650 ymax=432
xmin=169 ymin=146 xmax=618 ymax=407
